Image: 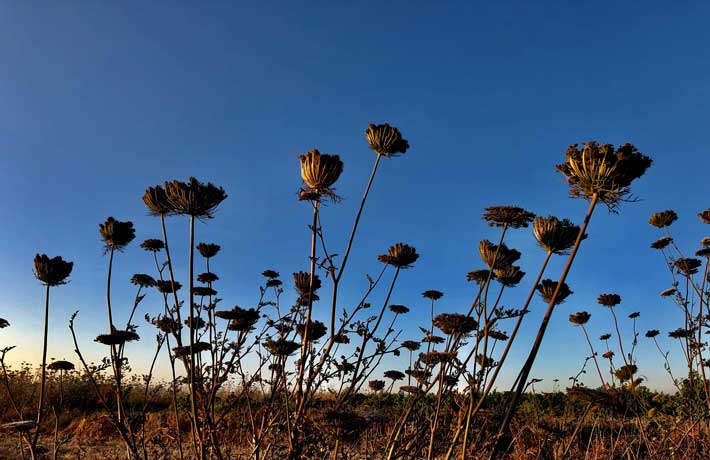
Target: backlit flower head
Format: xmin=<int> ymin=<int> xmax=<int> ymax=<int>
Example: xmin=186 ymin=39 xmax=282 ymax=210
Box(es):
xmin=422 ymin=290 xmax=444 ymax=301
xmin=494 ymin=265 xmax=525 ymax=287
xmin=649 ymin=210 xmax=678 ymax=228
xmin=650 ymin=236 xmax=672 ymax=250
xmin=131 ymin=274 xmax=156 ymax=288
xmin=675 ymin=257 xmax=702 ymax=276
xmin=645 ymin=329 xmax=659 ymax=338
xmin=433 ymin=313 xmax=477 ymax=336
xmin=33 ymin=254 xmax=73 ymax=286
xmin=164 ymin=177 xmax=227 ymax=219
xmin=388 ymin=304 xmax=410 ymax=314
xmin=482 ymin=206 xmax=535 ymax=229
xmin=378 ymin=243 xmax=420 ymax=268
xmin=537 ymin=279 xmax=573 ymax=305
xmin=699 ymin=209 xmax=710 ymax=224
xmin=140 ymin=239 xmax=164 ymax=252
xmin=479 ymin=240 xmax=521 ymax=269
xmin=264 ymin=338 xmax=301 ymax=356
xmin=384 ymin=370 xmax=405 ymax=381
xmin=569 ymin=311 xmax=591 ymax=325
xmin=47 ymin=360 xmax=75 ymax=372
xmin=143 ymin=185 xmax=173 ymax=216
xmin=298 ymin=149 xmax=344 ymax=200
xmin=597 ymin=293 xmax=621 ymax=307
xmin=99 ymin=217 xmax=135 ymax=252
xmin=467 ymin=269 xmax=493 ymax=284
xmin=365 ymin=123 xmax=409 ymax=157
xmin=197 ymin=243 xmax=220 ymax=258
xmin=533 ymin=216 xmax=584 ymax=255
xmin=296 ymin=320 xmax=328 ymax=342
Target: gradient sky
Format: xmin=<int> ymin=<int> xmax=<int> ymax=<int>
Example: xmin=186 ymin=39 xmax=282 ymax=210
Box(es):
xmin=2 ymin=1 xmax=710 ymax=392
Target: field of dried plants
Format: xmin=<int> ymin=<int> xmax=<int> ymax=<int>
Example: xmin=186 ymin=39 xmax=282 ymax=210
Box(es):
xmin=3 ymin=123 xmax=710 ymax=459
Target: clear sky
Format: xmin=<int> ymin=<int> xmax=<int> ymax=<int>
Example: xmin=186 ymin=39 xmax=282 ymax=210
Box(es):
xmin=1 ymin=1 xmax=709 ymax=392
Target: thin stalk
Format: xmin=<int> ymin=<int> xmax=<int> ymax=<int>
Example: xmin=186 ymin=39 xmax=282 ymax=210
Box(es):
xmin=31 ymin=284 xmax=51 ymax=454
xmin=581 ymin=324 xmax=606 ymax=387
xmin=187 ymin=215 xmax=203 ymax=460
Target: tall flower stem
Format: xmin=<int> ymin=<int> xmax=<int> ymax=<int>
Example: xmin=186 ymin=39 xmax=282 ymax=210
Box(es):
xmin=187 ymin=215 xmax=204 ymax=460
xmin=581 ymin=324 xmax=606 ymax=387
xmin=30 ymin=284 xmax=51 ymax=457
xmin=489 ymin=193 xmax=598 ymax=460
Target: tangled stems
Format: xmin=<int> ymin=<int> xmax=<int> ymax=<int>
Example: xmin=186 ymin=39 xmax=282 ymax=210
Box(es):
xmin=490 ymin=193 xmax=599 ymax=460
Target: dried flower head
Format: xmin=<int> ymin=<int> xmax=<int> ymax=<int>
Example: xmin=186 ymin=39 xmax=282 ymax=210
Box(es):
xmin=197 ymin=272 xmax=219 ymax=284
xmin=699 ymin=209 xmax=710 ymax=224
xmin=266 ymin=279 xmax=282 ymax=287
xmin=298 ymin=149 xmax=344 ymax=199
xmin=419 ymin=351 xmax=457 ymax=365
xmin=296 ymin=320 xmax=327 ymax=342
xmin=467 ymin=269 xmax=493 ymax=284
xmin=675 ymin=257 xmax=702 ymax=276
xmin=196 ymin=243 xmax=220 ymax=259
xmin=533 ymin=216 xmax=584 ymax=255
xmin=487 ymin=330 xmax=509 ymax=341
xmin=365 ymin=123 xmax=409 ymax=157
xmin=95 ymin=329 xmax=140 ymax=346
xmin=192 ymin=286 xmax=217 ymax=297
xmin=702 ymin=238 xmax=710 ymax=248
xmin=628 ymin=312 xmax=640 ymax=319
xmin=388 ymin=304 xmax=410 ymax=314
xmin=378 ymin=243 xmax=420 ymax=268
xmin=599 ymin=333 xmax=611 ymax=341
xmin=264 ymin=338 xmax=301 ymax=356
xmin=172 ymin=342 xmax=211 ymax=357
xmin=649 ymin=210 xmax=678 ymax=228
xmin=384 ymin=370 xmax=405 ymax=381
xmin=164 ymin=177 xmax=227 ymax=219
xmin=293 ymin=271 xmax=321 ymax=297
xmin=556 ymin=142 xmax=652 ymax=210
xmin=537 ymin=279 xmax=573 ymax=305
xmin=421 ymin=335 xmax=445 ymax=344
xmin=405 ymin=368 xmax=431 ymax=383
xmin=155 ymin=280 xmax=182 ymax=294
xmin=333 ymin=333 xmax=350 ymax=344
xmin=668 ymin=328 xmax=693 ymax=339
xmin=614 ymin=364 xmax=637 ymax=382
xmin=433 ymin=313 xmax=477 ymax=336
xmin=99 ymin=217 xmax=135 ymax=252
xmin=482 ymin=206 xmax=535 ymax=229
xmin=401 ymin=340 xmax=421 ymax=352
xmin=33 ymin=254 xmax=73 ymax=286
xmin=140 ymin=239 xmax=164 ymax=252
xmin=597 ymin=293 xmax=621 ymax=307
xmin=154 ymin=316 xmax=181 ymax=334
xmin=696 ymin=248 xmax=710 ymax=258
xmin=650 ymin=236 xmax=673 ymax=250
xmin=184 ymin=316 xmax=206 ymax=330
xmin=262 ymin=270 xmax=280 ymax=279
xmin=569 ymin=311 xmax=591 ymax=325
xmin=368 ymin=380 xmax=385 ymax=392
xmin=131 ymin=274 xmax=156 ymax=288
xmin=143 ymin=185 xmax=173 ymax=216
xmin=479 ymin=240 xmax=521 ymax=269
xmin=216 ymin=307 xmax=260 ymax=331
xmin=47 ymin=360 xmax=75 ymax=371
xmin=602 ymin=351 xmax=614 ymax=359
xmin=495 ymin=265 xmax=525 ymax=287
xmin=422 ymin=290 xmax=444 ymax=301
xmin=660 ymin=287 xmax=677 ymax=297
xmin=645 ymin=329 xmax=660 ymax=338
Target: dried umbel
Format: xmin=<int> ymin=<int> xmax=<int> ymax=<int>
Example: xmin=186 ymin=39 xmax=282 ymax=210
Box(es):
xmin=333 ymin=333 xmax=350 ymax=344
xmin=143 ymin=185 xmax=173 ymax=216
xmin=384 ymin=370 xmax=405 ymax=381
xmin=433 ymin=313 xmax=477 ymax=336
xmin=388 ymin=304 xmax=410 ymax=314
xmin=192 ymin=286 xmax=217 ymax=297
xmin=602 ymin=351 xmax=614 ymax=359
xmin=197 ymin=272 xmax=219 ymax=284
xmin=365 ymin=123 xmax=409 ymax=157
xmin=675 ymin=257 xmax=702 ymax=276
xmin=368 ymin=380 xmax=385 ymax=391
xmin=34 ymin=254 xmax=73 ymax=286
xmin=262 ymin=270 xmax=280 ymax=279
xmin=196 ymin=243 xmax=221 ymax=258
xmin=164 ymin=177 xmax=227 ymax=219
xmin=533 ymin=216 xmax=584 ymax=255
xmin=184 ymin=317 xmax=207 ymax=330
xmin=296 ymin=320 xmax=327 ymax=342
xmin=479 ymin=240 xmax=521 ymax=269
xmin=47 ymin=360 xmax=75 ymax=371
xmin=597 ymin=293 xmax=621 ymax=307
xmin=264 ymin=338 xmax=301 ymax=356
xmin=556 ymin=141 xmax=652 ymax=209
xmin=155 ymin=280 xmax=182 ymax=293
xmin=696 ymin=248 xmax=710 ymax=258
xmin=216 ymin=306 xmax=260 ymax=331
xmin=422 ymin=289 xmax=444 ymax=300
xmin=421 ymin=335 xmax=445 ymax=344
xmin=131 ymin=273 xmax=156 ymax=288
xmin=569 ymin=311 xmax=591 ymax=325
xmin=154 ymin=316 xmax=181 ymax=334
xmin=699 ymin=209 xmax=710 ymax=224
xmin=298 ymin=149 xmax=344 ymax=199
xmin=377 ymin=243 xmax=420 ymax=268
xmin=668 ymin=328 xmax=693 ymax=339
xmin=660 ymin=287 xmax=677 ymax=297
xmin=482 ymin=206 xmax=535 ymax=229
xmin=495 ymin=265 xmax=525 ymax=287
xmin=651 ymin=236 xmax=672 ymax=250
xmin=628 ymin=311 xmax=640 ymax=319
xmin=99 ymin=217 xmax=136 ymax=252
xmin=95 ymin=329 xmax=140 ymax=346
xmin=419 ymin=351 xmax=457 ymax=366
xmin=400 ymin=340 xmax=421 ymax=352
xmin=173 ymin=341 xmax=211 ymax=357
xmin=293 ymin=271 xmax=322 ymax=296
xmin=406 ymin=368 xmax=432 ymax=383
xmin=614 ymin=364 xmax=638 ymax=382
xmin=537 ymin=279 xmax=572 ymax=305
xmin=649 ymin=210 xmax=678 ymax=228
xmin=487 ymin=330 xmax=509 ymax=341
xmin=467 ymin=269 xmax=493 ymax=284
xmin=645 ymin=329 xmax=660 ymax=338
xmin=599 ymin=333 xmax=611 ymax=341
xmin=140 ymin=239 xmax=164 ymax=252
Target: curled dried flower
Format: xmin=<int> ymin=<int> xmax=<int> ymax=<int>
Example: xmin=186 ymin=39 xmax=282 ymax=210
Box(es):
xmin=699 ymin=209 xmax=710 ymax=224
xmin=262 ymin=270 xmax=280 ymax=279
xmin=173 ymin=342 xmax=211 ymax=357
xmin=602 ymin=351 xmax=614 ymax=359
xmin=533 ymin=216 xmax=584 ymax=255
xmin=628 ymin=311 xmax=640 ymax=319
xmin=100 ymin=217 xmax=135 ymax=252
xmin=192 ymin=286 xmax=217 ymax=297
xmin=216 ymin=307 xmax=260 ymax=331
xmin=296 ymin=320 xmax=328 ymax=342
xmin=598 ymin=293 xmax=621 ymax=307
xmin=365 ymin=123 xmax=409 ymax=157
xmin=143 ymin=185 xmax=173 ymax=216
xmin=660 ymin=287 xmax=677 ymax=297
xmin=614 ymin=364 xmax=637 ymax=382
xmin=569 ymin=311 xmax=591 ymax=325
xmin=467 ymin=269 xmax=493 ymax=284
xmin=368 ymin=380 xmax=385 ymax=392
xmin=131 ymin=274 xmax=156 ymax=288
xmin=599 ymin=333 xmax=611 ymax=341
xmin=433 ymin=313 xmax=477 ymax=336
xmin=293 ymin=271 xmax=322 ymax=296
xmin=154 ymin=316 xmax=181 ymax=334
xmin=495 ymin=265 xmax=525 ymax=287
xmin=95 ymin=330 xmax=140 ymax=346
xmin=419 ymin=351 xmax=457 ymax=365
xmin=421 ymin=335 xmax=445 ymax=344
xmin=479 ymin=240 xmax=521 ymax=269
xmin=389 ymin=304 xmax=410 ymax=314
xmin=47 ymin=360 xmax=75 ymax=371
xmin=400 ymin=340 xmax=421 ymax=352
xmin=164 ymin=177 xmax=227 ymax=219
xmin=299 ymin=149 xmax=344 ymax=199
xmin=266 ymin=279 xmax=282 ymax=287
xmin=675 ymin=257 xmax=702 ymax=276
xmin=196 ymin=243 xmax=220 ymax=258
xmin=537 ymin=279 xmax=573 ymax=305
xmin=33 ymin=254 xmax=73 ymax=286
xmin=422 ymin=290 xmax=444 ymax=300
xmin=645 ymin=329 xmax=660 ymax=338
xmin=384 ymin=370 xmax=405 ymax=381
xmin=263 ymin=338 xmax=300 ymax=357
xmin=140 ymin=239 xmax=164 ymax=252
xmin=555 ymin=142 xmax=652 ymax=210
xmin=650 ymin=236 xmax=672 ymax=250
xmin=648 ymin=210 xmax=678 ymax=228
xmin=669 ymin=328 xmax=693 ymax=339
xmin=482 ymin=206 xmax=535 ymax=229
xmin=378 ymin=243 xmax=420 ymax=268
xmin=155 ymin=280 xmax=182 ymax=294
xmin=197 ymin=272 xmax=219 ymax=284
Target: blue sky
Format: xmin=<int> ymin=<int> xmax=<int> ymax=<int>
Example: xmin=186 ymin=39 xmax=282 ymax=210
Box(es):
xmin=1 ymin=1 xmax=709 ymax=392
